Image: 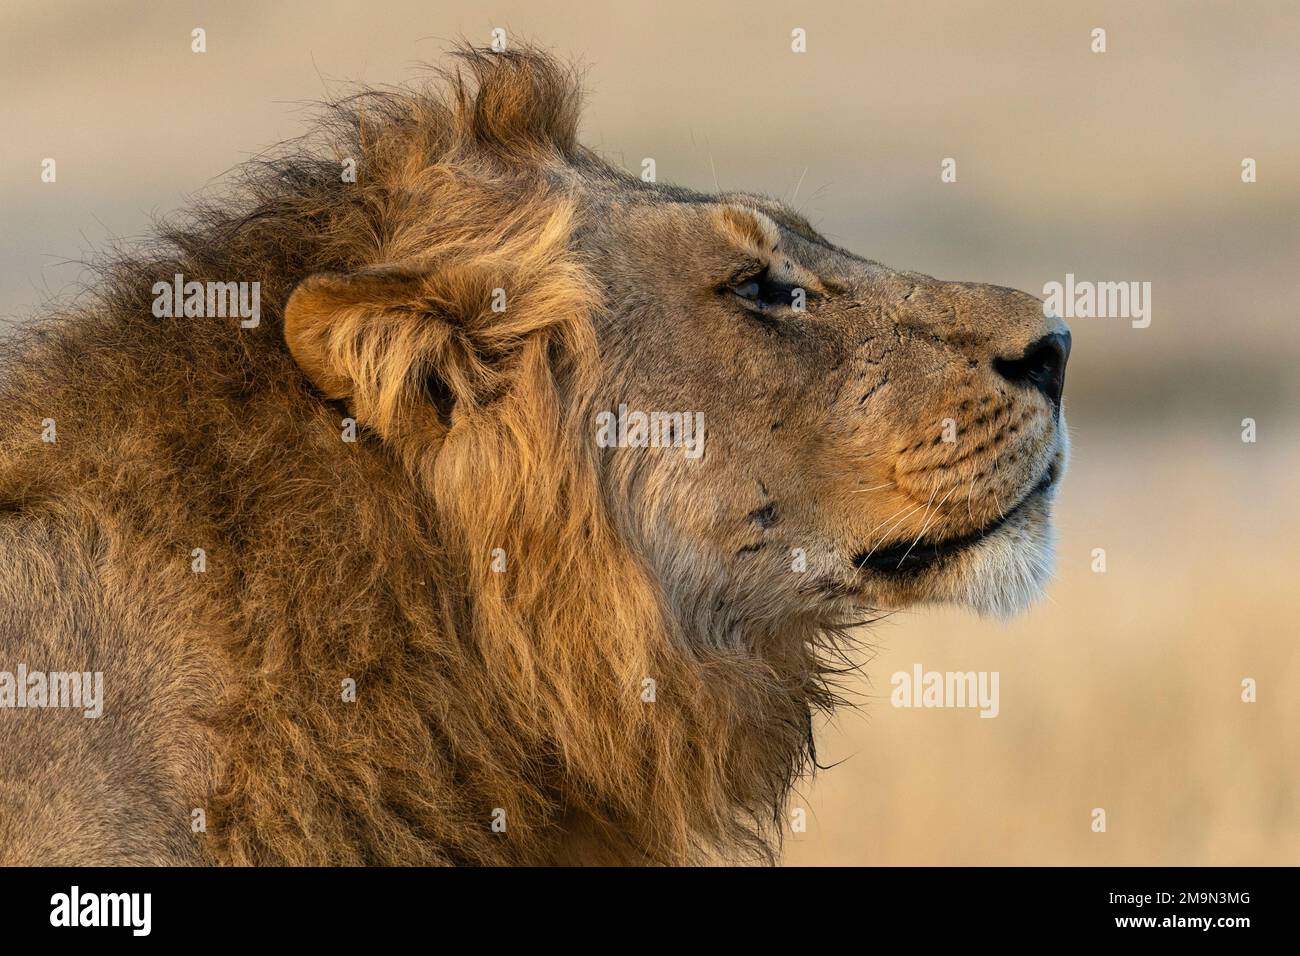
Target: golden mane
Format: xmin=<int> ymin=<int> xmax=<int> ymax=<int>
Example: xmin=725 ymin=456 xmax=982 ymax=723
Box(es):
xmin=0 ymin=45 xmax=841 ymax=865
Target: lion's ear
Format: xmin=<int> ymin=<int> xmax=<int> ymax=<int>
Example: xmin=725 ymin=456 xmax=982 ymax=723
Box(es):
xmin=283 ymin=267 xmax=467 ymax=437
xmin=284 ymin=208 xmax=597 ymax=442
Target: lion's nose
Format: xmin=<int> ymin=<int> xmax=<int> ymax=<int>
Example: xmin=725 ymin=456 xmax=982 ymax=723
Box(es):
xmin=992 ymin=331 xmax=1071 ymax=410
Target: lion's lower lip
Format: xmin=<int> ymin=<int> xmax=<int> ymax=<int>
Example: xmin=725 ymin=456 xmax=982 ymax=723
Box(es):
xmin=853 ymin=464 xmax=1057 ymax=576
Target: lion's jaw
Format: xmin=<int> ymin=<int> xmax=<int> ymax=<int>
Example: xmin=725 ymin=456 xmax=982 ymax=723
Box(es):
xmin=875 ymin=428 xmax=1070 ymax=618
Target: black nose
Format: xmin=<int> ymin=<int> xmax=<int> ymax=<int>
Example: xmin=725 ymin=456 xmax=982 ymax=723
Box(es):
xmin=993 ymin=331 xmax=1071 ymax=409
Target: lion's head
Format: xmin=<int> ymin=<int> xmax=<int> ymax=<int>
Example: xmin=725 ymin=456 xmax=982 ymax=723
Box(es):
xmin=284 ymin=50 xmax=1069 ymax=643
xmin=588 ymin=199 xmax=1069 ymax=628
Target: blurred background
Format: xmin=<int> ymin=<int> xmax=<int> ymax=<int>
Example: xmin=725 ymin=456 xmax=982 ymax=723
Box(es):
xmin=2 ymin=0 xmax=1296 ymax=864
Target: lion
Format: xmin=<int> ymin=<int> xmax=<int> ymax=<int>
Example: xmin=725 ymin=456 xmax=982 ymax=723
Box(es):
xmin=0 ymin=45 xmax=1069 ymax=866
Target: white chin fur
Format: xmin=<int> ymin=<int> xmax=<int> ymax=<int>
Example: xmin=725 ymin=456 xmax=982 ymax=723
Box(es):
xmin=959 ymin=430 xmax=1068 ymax=617
xmin=935 ymin=503 xmax=1058 ymax=618
xmin=964 ymin=526 xmax=1056 ymax=617
xmin=915 ymin=489 xmax=1055 ymax=616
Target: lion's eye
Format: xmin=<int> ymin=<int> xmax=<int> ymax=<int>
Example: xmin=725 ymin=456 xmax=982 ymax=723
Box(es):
xmin=730 ymin=268 xmax=804 ymax=311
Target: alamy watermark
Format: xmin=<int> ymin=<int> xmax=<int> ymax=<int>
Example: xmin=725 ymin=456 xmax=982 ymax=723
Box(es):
xmin=890 ymin=663 xmax=999 ymax=718
xmin=0 ymin=664 xmax=103 ymax=718
xmin=595 ymin=404 xmax=705 ymax=460
xmin=1042 ymin=273 xmax=1151 ymax=328
xmin=151 ymin=273 xmax=260 ymax=328
xmin=50 ymin=886 xmax=150 ymax=936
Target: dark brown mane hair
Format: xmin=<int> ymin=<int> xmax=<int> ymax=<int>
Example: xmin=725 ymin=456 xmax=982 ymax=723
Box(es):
xmin=0 ymin=45 xmax=847 ymax=865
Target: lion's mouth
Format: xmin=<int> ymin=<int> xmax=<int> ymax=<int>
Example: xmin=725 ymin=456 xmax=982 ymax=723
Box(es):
xmin=853 ymin=461 xmax=1059 ymax=576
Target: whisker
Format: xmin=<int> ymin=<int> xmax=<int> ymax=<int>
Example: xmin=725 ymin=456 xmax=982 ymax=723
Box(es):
xmin=988 ymin=459 xmax=1008 ymax=521
xmin=789 ymin=165 xmax=809 ymax=206
xmin=894 ymin=485 xmax=957 ymax=568
xmin=851 ymin=482 xmax=896 ymax=494
xmin=859 ymin=498 xmax=932 ymax=560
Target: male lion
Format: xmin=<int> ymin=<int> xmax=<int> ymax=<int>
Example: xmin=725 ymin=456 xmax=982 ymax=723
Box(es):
xmin=0 ymin=46 xmax=1069 ymax=865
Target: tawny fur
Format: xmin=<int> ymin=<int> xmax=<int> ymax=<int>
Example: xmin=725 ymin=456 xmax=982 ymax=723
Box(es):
xmin=0 ymin=46 xmax=1066 ymax=866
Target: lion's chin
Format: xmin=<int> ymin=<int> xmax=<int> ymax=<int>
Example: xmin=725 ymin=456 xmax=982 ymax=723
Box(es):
xmin=953 ymin=434 xmax=1069 ymax=617
xmin=940 ymin=501 xmax=1058 ymax=618
xmin=858 ymin=492 xmax=1058 ymax=619
xmin=852 ymin=445 xmax=1067 ymax=619
xmin=852 ymin=429 xmax=1066 ymax=616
